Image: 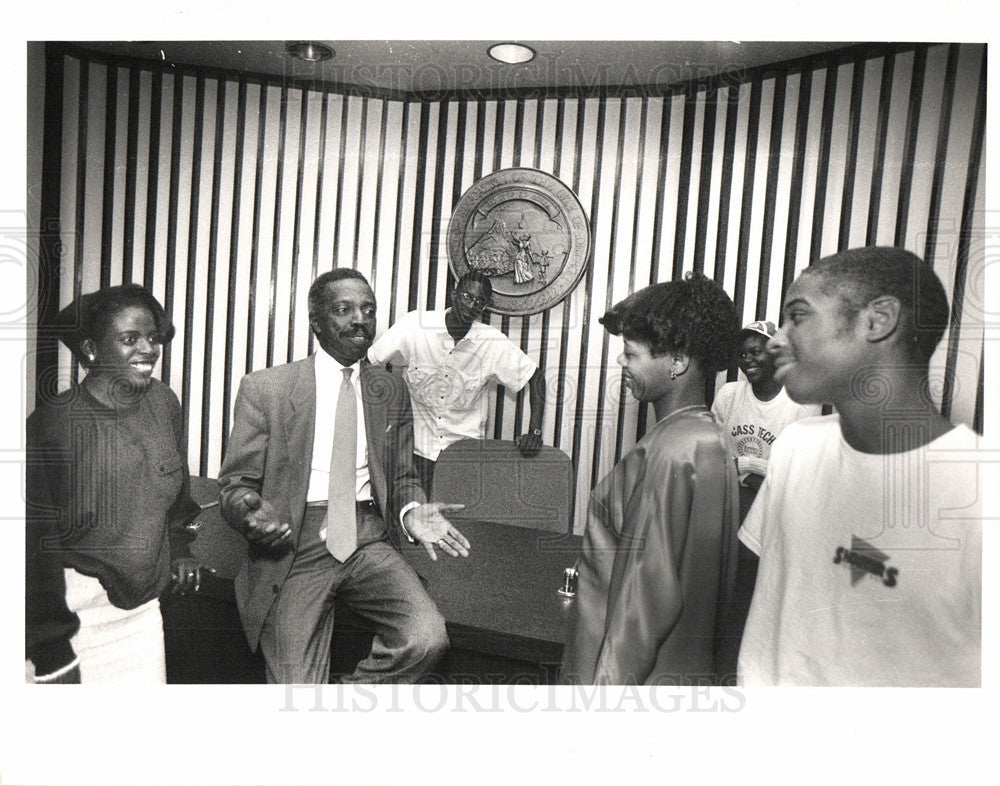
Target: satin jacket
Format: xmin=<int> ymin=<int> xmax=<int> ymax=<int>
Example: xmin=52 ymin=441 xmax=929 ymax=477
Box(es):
xmin=562 ymin=406 xmax=739 ymax=685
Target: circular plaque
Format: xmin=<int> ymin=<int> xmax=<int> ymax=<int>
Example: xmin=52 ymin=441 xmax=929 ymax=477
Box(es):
xmin=447 ymin=168 xmax=591 ymax=316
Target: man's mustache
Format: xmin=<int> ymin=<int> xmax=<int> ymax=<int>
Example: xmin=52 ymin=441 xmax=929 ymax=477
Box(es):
xmin=341 ymin=327 xmax=374 ymax=339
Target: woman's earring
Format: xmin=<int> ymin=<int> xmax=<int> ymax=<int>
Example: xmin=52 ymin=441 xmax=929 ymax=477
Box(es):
xmin=86 ymin=354 xmax=95 ymax=363
xmin=670 ymin=370 xmax=677 ymax=380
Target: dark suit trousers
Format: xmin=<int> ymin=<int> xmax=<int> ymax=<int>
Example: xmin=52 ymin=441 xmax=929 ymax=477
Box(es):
xmin=259 ymin=505 xmax=447 ymax=684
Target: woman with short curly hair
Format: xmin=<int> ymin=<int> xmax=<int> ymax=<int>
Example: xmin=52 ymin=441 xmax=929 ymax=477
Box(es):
xmin=561 ymin=272 xmax=742 ymax=685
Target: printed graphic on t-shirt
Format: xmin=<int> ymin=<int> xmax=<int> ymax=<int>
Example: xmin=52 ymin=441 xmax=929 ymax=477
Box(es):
xmin=406 ymin=366 xmax=483 ymax=414
xmin=832 ymin=534 xmax=899 ymax=587
xmin=731 ymin=423 xmax=779 ymax=457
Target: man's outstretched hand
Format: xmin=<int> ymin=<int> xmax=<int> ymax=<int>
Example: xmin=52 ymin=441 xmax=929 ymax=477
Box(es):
xmin=403 ymin=502 xmax=470 ymax=561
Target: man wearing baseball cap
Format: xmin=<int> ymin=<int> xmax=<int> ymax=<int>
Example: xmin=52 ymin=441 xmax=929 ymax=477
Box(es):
xmin=712 ymin=319 xmax=821 ymax=518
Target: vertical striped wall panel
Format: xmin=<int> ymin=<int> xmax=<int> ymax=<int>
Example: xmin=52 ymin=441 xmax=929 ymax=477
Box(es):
xmin=33 ymin=43 xmax=987 ymax=533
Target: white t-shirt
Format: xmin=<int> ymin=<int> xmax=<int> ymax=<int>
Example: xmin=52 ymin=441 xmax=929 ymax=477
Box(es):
xmin=738 ymin=417 xmax=982 ymax=687
xmin=368 ymin=310 xmax=536 ymax=460
xmin=711 ymin=381 xmax=820 ymax=482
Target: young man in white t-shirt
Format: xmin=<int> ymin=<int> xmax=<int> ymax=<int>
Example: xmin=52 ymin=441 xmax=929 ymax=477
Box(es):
xmin=737 ymin=246 xmax=981 ymax=687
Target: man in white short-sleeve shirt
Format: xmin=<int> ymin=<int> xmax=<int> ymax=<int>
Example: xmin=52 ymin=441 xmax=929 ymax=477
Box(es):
xmin=368 ymin=271 xmax=546 ymax=492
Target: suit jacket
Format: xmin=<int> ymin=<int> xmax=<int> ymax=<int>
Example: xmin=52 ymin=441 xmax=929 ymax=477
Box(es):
xmin=218 ymin=355 xmax=425 ymax=650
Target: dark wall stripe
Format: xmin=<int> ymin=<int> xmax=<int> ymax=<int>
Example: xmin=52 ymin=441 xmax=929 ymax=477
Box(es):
xmin=310 ymin=91 xmax=330 ymax=283
xmin=245 ymin=84 xmax=267 ymax=375
xmin=163 ymin=73 xmax=184 ymax=384
xmin=388 ymin=102 xmax=411 ymax=325
xmin=406 ymin=104 xmax=430 ymax=311
xmin=671 ymin=91 xmax=698 ymax=279
xmin=922 ymin=44 xmax=960 ymax=265
xmin=473 ymin=101 xmax=486 ymax=183
xmin=712 ymin=85 xmax=740 ymax=284
xmin=221 ymin=80 xmax=248 ymax=457
xmin=569 ymin=98 xmax=607 ymax=474
xmin=331 ymin=94 xmax=350 ymax=267
xmin=180 ymin=77 xmax=206 ymax=437
xmin=648 ymin=96 xmax=672 ymax=286
xmin=837 ymin=59 xmax=867 ymax=250
xmin=639 ymin=103 xmax=674 ymax=431
xmin=306 ymin=90 xmax=330 ymax=359
xmin=286 ymin=89 xmax=310 ymax=363
xmin=973 ymin=343 xmax=983 ymax=435
xmin=99 ymin=64 xmax=117 ymax=289
xmin=756 ymin=76 xmax=787 ymax=318
xmin=552 ymin=98 xmax=575 ymax=450
xmin=370 ymin=98 xmax=390 ymax=290
xmin=809 ymin=65 xmax=839 ymax=260
xmin=865 ymin=54 xmax=896 ymax=246
xmin=513 ymin=99 xmax=543 ymax=436
xmin=894 ymin=46 xmax=927 ymax=247
xmin=142 ymin=69 xmax=162 ymax=287
xmin=692 ymin=89 xmax=718 ymax=273
xmin=122 ymin=67 xmax=140 ymax=282
xmin=941 ymin=45 xmax=986 ymax=420
xmin=71 ymin=60 xmax=90 ymax=386
xmin=491 ymin=101 xmax=510 ymax=439
xmin=590 ymin=99 xmax=629 ymax=489
xmin=199 ymin=79 xmax=226 ymax=474
xmin=351 ymin=97 xmax=370 ymax=272
xmin=617 ymin=96 xmax=648 ymax=465
xmin=780 ymin=71 xmax=813 ymax=305
xmin=35 ymin=45 xmax=66 ymax=401
xmin=425 ymin=102 xmax=451 ymax=308
xmin=265 ymin=85 xmax=289 ymax=368
xmin=442 ymin=100 xmax=468 ymax=303
xmin=732 ymin=80 xmax=763 ymax=323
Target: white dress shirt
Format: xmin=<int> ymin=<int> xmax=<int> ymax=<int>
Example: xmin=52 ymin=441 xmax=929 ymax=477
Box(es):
xmin=306 ymin=351 xmax=371 ymax=502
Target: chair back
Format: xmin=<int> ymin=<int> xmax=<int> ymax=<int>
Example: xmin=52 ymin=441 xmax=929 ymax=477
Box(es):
xmin=187 ymin=476 xmax=247 ymax=581
xmin=430 ymin=439 xmax=574 ymax=533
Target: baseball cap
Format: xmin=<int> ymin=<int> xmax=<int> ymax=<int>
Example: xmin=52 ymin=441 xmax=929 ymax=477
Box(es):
xmin=739 ymin=320 xmax=777 ymax=340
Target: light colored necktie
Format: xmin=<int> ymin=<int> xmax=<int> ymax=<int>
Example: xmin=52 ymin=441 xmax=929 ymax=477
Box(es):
xmin=325 ymin=367 xmax=357 ymax=561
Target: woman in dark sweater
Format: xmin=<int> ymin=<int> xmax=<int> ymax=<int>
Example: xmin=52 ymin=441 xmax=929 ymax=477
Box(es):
xmin=26 ymin=284 xmax=201 ymax=683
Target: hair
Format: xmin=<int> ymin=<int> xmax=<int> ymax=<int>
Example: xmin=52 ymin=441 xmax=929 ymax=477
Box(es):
xmin=804 ymin=246 xmax=950 ymax=364
xmin=308 ymin=268 xmax=370 ymax=321
xmin=55 ymin=284 xmax=174 ymax=367
xmin=599 ymin=272 xmax=739 ymax=373
xmin=455 ymin=270 xmax=493 ymax=300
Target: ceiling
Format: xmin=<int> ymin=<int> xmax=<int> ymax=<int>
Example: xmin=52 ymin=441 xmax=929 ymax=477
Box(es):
xmin=71 ymin=40 xmax=852 ymax=96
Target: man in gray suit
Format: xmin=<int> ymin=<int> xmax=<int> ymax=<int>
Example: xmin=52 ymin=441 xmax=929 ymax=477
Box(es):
xmin=219 ymin=268 xmax=470 ymax=684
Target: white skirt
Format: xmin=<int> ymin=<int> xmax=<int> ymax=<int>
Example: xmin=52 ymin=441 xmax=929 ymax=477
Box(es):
xmin=61 ymin=567 xmax=167 ymax=684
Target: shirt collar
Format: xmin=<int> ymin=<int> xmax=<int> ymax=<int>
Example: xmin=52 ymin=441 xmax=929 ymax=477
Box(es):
xmin=315 ymin=349 xmax=360 ymax=381
xmin=439 ymin=308 xmax=482 ymax=346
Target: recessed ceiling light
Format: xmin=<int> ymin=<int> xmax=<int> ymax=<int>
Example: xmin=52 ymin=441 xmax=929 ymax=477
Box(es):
xmin=488 ymin=43 xmax=536 ymax=65
xmin=287 ymin=42 xmax=334 ymax=63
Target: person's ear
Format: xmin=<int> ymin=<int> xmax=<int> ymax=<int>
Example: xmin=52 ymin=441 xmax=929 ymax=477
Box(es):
xmin=80 ymin=338 xmax=97 ymax=364
xmin=671 ymin=354 xmax=691 ymax=377
xmin=865 ymin=296 xmax=901 ymax=344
